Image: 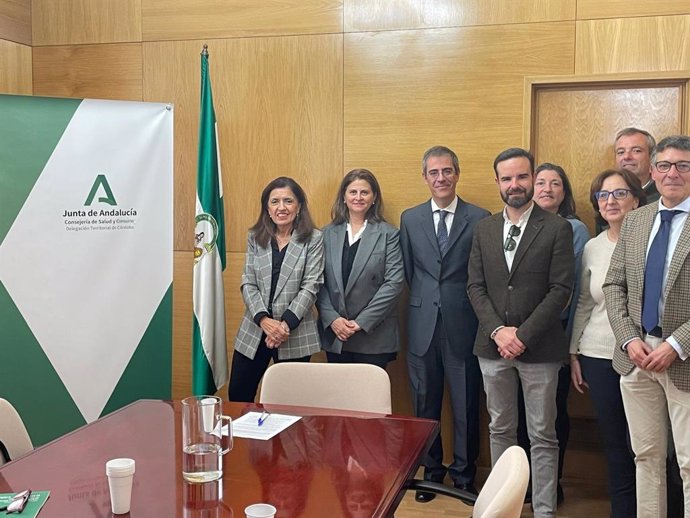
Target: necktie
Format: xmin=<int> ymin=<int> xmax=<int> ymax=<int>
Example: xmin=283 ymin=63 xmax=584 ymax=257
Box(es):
xmin=437 ymin=210 xmax=449 ymax=255
xmin=641 ymin=210 xmax=683 ymax=333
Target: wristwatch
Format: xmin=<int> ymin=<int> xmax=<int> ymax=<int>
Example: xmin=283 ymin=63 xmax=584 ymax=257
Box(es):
xmin=490 ymin=326 xmax=504 ymax=340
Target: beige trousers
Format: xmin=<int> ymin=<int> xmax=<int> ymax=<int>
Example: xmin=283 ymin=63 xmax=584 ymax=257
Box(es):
xmin=620 ymin=335 xmax=690 ymax=518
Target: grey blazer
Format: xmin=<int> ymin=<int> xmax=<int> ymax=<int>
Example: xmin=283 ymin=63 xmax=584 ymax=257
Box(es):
xmin=234 ymin=229 xmax=324 ymax=360
xmin=467 ymin=204 xmax=574 ymax=363
xmin=316 ymin=220 xmax=404 ymax=354
xmin=604 ymin=202 xmax=690 ymax=391
xmin=400 ymin=197 xmax=489 ymax=358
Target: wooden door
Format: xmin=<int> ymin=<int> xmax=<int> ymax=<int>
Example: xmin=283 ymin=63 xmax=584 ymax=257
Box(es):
xmin=527 ymin=75 xmax=687 ymax=234
xmin=525 ymin=73 xmax=688 ymax=482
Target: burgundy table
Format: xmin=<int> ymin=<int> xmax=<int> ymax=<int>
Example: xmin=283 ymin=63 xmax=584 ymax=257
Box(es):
xmin=0 ymin=400 xmax=437 ymax=517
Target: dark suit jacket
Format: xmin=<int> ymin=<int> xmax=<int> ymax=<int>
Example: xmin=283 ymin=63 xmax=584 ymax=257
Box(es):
xmin=467 ymin=204 xmax=574 ymax=363
xmin=400 ymin=196 xmax=489 ymax=358
xmin=604 ymin=202 xmax=690 ymax=391
xmin=316 ymin=220 xmax=404 ymax=354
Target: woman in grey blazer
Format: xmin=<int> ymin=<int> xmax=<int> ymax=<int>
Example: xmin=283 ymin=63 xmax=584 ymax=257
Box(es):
xmin=316 ymin=169 xmax=404 ymax=369
xmin=229 ymin=177 xmax=324 ymax=402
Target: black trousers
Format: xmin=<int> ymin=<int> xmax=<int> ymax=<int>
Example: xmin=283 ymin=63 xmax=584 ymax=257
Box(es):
xmin=228 ymin=337 xmax=311 ymax=403
xmin=580 ymin=356 xmax=636 ymax=518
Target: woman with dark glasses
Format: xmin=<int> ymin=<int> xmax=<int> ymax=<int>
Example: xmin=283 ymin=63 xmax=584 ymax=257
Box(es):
xmin=569 ymin=168 xmax=645 ymax=518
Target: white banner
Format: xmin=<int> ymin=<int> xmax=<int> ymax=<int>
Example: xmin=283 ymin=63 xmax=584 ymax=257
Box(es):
xmin=0 ymin=96 xmax=173 ymax=443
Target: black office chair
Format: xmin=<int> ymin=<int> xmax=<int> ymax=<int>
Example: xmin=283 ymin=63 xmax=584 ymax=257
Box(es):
xmin=404 ymin=446 xmax=529 ymax=518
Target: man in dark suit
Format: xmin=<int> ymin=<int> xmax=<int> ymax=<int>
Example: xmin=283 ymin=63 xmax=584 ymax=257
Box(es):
xmin=604 ymin=135 xmax=690 ymax=518
xmin=467 ymin=148 xmax=573 ymax=518
xmin=400 ymin=145 xmax=489 ymax=502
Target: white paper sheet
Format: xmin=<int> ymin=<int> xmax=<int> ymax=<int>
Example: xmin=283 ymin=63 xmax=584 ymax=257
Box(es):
xmin=226 ymin=411 xmax=302 ymax=440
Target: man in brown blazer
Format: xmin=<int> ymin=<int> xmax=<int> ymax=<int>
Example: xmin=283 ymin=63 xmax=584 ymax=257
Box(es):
xmin=604 ymin=135 xmax=690 ymax=518
xmin=468 ymin=148 xmax=573 ymax=518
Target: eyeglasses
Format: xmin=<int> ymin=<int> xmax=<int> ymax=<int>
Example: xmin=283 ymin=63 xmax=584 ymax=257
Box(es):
xmin=0 ymin=489 xmax=32 ymax=513
xmin=594 ymin=189 xmax=632 ymax=202
xmin=655 ymin=161 xmax=690 ymax=174
xmin=425 ymin=168 xmax=457 ymax=180
xmin=504 ymin=224 xmax=521 ymax=251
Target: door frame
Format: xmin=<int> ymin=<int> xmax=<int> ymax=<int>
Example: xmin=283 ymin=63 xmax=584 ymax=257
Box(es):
xmin=522 ymin=71 xmax=690 ymax=150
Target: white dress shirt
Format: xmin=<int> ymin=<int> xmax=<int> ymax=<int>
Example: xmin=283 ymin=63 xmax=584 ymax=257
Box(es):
xmin=502 ymin=202 xmax=535 ymax=271
xmin=430 ymin=196 xmax=458 ymax=236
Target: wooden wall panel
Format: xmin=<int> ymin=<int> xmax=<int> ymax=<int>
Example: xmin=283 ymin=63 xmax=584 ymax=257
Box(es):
xmin=33 ymin=44 xmax=143 ymax=100
xmin=577 ymin=0 xmax=690 ymax=20
xmin=0 ymin=39 xmax=31 ymax=94
xmin=142 ymin=0 xmax=342 ymax=41
xmin=143 ymin=36 xmax=343 ymax=252
xmin=32 ymin=0 xmax=142 ymax=46
xmin=0 ymin=0 xmax=31 ymax=45
xmin=345 ymin=0 xmax=574 ymax=32
xmin=344 ymin=22 xmax=576 ymax=219
xmin=576 ymin=15 xmax=690 ymax=74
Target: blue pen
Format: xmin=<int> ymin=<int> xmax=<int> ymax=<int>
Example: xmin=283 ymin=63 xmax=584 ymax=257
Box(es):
xmin=257 ymin=410 xmax=270 ymax=426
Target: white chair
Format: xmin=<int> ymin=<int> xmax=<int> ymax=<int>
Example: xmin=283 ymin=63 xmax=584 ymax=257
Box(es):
xmin=259 ymin=362 xmax=392 ymax=414
xmin=0 ymin=398 xmax=33 ymax=465
xmin=405 ymin=445 xmax=530 ymax=518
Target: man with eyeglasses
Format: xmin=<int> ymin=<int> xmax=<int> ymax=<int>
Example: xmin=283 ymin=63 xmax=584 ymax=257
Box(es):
xmin=604 ymin=135 xmax=690 ymax=518
xmin=467 ymin=148 xmax=574 ymax=518
xmin=614 ymin=127 xmax=660 ymax=203
xmin=400 ymin=145 xmax=489 ymax=503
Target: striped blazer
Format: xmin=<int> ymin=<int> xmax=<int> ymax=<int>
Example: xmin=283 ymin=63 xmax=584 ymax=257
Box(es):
xmin=234 ymin=229 xmax=324 ymax=360
xmin=604 ymin=202 xmax=690 ymax=391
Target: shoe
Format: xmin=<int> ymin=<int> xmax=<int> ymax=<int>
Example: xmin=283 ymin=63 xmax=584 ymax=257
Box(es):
xmin=453 ymin=482 xmax=478 ymax=506
xmin=414 ymin=491 xmax=436 ymax=503
xmin=557 ymin=483 xmax=564 ymax=506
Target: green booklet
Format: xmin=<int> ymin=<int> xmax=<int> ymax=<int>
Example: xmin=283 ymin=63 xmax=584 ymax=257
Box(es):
xmin=0 ymin=491 xmax=50 ymax=517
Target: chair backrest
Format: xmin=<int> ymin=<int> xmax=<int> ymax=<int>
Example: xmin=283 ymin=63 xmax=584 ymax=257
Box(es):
xmin=0 ymin=398 xmax=33 ymax=465
xmin=259 ymin=362 xmax=392 ymax=414
xmin=474 ymin=445 xmax=530 ymax=518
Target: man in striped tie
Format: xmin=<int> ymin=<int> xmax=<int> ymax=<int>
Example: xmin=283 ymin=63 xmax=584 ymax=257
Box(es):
xmin=400 ymin=146 xmax=489 ymax=503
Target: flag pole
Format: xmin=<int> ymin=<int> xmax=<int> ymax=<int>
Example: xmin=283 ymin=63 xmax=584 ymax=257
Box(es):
xmin=191 ymin=44 xmax=229 ymax=396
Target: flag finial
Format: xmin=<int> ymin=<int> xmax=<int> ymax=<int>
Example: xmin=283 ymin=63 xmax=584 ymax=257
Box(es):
xmin=201 ymin=44 xmax=209 ymax=57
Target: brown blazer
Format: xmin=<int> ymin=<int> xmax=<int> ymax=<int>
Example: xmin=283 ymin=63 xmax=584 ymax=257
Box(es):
xmin=467 ymin=204 xmax=574 ymax=363
xmin=604 ymin=202 xmax=690 ymax=391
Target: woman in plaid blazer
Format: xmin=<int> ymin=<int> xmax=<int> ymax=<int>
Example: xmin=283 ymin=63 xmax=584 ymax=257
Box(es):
xmin=229 ymin=177 xmax=324 ymax=402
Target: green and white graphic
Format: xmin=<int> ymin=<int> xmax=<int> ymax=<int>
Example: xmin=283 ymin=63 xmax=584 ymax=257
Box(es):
xmin=192 ymin=51 xmax=229 ymax=395
xmin=0 ymin=95 xmax=173 ymax=445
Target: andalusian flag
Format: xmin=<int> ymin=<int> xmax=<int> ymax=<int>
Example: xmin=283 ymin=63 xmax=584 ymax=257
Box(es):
xmin=192 ymin=46 xmax=229 ymax=395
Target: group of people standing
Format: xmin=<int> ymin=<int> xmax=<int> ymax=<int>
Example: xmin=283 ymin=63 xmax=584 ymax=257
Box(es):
xmin=225 ymin=128 xmax=690 ymax=518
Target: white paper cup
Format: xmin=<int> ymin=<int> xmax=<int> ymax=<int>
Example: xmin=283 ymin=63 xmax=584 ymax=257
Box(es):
xmin=106 ymin=458 xmax=135 ymax=514
xmin=245 ymin=503 xmax=277 ymax=518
